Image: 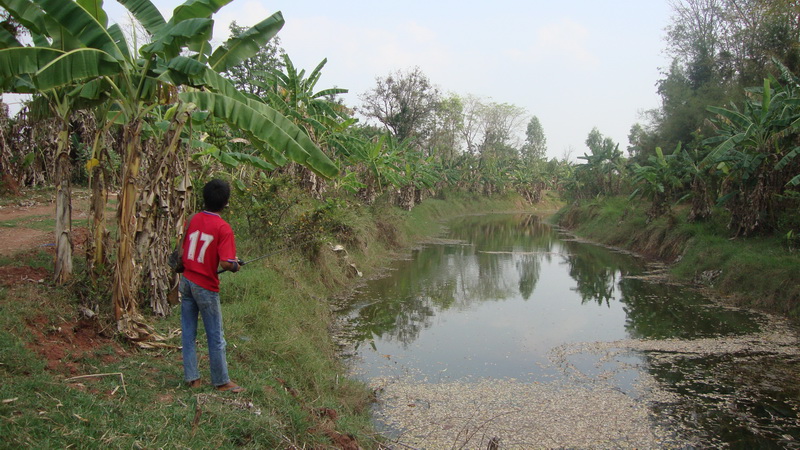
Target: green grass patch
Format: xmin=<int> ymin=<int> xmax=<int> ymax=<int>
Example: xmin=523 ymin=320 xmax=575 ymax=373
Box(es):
xmin=0 ymin=214 xmax=53 ymax=230
xmin=0 ymin=186 xmax=56 ymax=207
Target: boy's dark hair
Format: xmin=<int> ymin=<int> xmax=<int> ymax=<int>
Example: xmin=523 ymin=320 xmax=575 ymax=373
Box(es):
xmin=203 ymin=179 xmax=231 ymax=212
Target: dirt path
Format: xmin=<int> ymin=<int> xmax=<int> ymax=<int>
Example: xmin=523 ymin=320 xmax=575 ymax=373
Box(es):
xmin=0 ymin=202 xmax=55 ymax=256
xmin=0 ymin=193 xmax=95 ymax=286
xmin=0 ymin=193 xmax=97 ymax=258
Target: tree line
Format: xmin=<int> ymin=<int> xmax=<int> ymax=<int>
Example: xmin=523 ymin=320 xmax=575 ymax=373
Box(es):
xmin=572 ymin=0 xmax=800 ymax=244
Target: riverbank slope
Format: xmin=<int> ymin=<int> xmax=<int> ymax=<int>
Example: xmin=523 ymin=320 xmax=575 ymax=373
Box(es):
xmin=0 ymin=189 xmax=545 ymax=448
xmin=553 ymin=197 xmax=800 ymax=320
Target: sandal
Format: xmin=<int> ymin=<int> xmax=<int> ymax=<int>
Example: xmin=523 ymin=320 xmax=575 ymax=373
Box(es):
xmin=186 ymin=379 xmax=203 ymax=388
xmin=216 ymin=381 xmax=245 ymax=393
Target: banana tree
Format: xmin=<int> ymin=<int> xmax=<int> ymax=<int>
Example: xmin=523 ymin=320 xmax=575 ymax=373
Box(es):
xmin=85 ymin=101 xmax=120 ymax=279
xmin=258 ymin=54 xmax=350 ymax=194
xmin=629 ymin=145 xmax=687 ymax=220
xmin=676 ymin=145 xmax=714 ymax=222
xmin=3 ymin=0 xmax=339 ymax=338
xmin=510 ymin=158 xmax=548 ymax=203
xmin=705 ymin=73 xmax=800 ymax=234
xmin=0 ymin=0 xmax=171 ymax=322
xmin=264 ymin=55 xmax=350 ymax=143
xmin=396 ymin=149 xmax=441 ymax=209
xmin=161 ymin=57 xmax=339 ymax=178
xmin=0 ymin=0 xmax=124 ymax=283
xmin=345 ymin=134 xmax=408 ymax=204
xmin=116 ymin=0 xmax=336 ymax=324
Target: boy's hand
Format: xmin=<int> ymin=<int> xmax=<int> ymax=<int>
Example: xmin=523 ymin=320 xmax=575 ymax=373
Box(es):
xmin=220 ymin=259 xmax=240 ymax=273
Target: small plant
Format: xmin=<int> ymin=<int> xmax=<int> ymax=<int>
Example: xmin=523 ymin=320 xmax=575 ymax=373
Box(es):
xmin=786 ymin=230 xmax=798 ymax=252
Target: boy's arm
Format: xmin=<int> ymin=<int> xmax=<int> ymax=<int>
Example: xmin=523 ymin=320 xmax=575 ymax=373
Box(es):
xmin=218 ymin=222 xmax=239 ymax=272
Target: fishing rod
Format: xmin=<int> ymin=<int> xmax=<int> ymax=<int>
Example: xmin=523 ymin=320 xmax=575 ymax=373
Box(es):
xmin=217 ymin=236 xmax=315 ymax=274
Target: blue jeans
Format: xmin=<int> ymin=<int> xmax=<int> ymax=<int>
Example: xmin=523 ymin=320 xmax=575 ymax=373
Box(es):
xmin=180 ymin=278 xmax=230 ymax=386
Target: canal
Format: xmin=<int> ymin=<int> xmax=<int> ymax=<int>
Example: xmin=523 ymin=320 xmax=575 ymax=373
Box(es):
xmin=337 ymin=213 xmax=800 ymax=448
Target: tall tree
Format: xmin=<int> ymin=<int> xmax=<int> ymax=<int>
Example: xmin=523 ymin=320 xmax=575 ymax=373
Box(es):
xmin=521 ymin=115 xmax=547 ymax=162
xmin=477 ymin=101 xmax=527 ymax=159
xmin=648 ymin=0 xmax=800 ymax=157
xmin=425 ymin=93 xmax=464 ymax=161
xmin=667 ymin=0 xmax=724 ymax=88
xmin=359 ymin=66 xmax=440 ymax=142
xmin=460 ymin=93 xmax=483 ymax=155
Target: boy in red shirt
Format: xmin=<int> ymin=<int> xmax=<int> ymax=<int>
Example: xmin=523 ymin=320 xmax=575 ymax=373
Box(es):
xmin=180 ymin=179 xmax=243 ymax=393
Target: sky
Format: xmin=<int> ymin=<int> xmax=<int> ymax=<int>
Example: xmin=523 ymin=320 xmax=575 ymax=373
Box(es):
xmin=15 ymin=0 xmax=677 ymax=161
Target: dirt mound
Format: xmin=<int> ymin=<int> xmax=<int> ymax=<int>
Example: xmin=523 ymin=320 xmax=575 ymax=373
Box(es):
xmin=25 ymin=315 xmax=126 ymax=375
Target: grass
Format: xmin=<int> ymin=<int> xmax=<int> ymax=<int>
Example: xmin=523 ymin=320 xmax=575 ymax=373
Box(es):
xmin=0 ymin=215 xmax=54 ymax=231
xmin=0 ymin=186 xmax=57 ymax=207
xmin=554 ymin=197 xmax=800 ymax=320
xmin=0 ymin=188 xmax=538 ymax=448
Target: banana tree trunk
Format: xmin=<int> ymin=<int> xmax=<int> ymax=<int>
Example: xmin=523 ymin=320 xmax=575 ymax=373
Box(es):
xmin=688 ymin=176 xmax=711 ymax=223
xmin=113 ymin=120 xmax=143 ymax=322
xmin=112 ymin=118 xmax=183 ymax=346
xmin=53 ymin=120 xmax=73 ymax=284
xmin=395 ymin=185 xmax=415 ymax=211
xmin=0 ymin=103 xmax=21 ymax=195
xmin=87 ymin=129 xmax=110 ymax=277
xmin=135 ymin=111 xmax=189 ymax=316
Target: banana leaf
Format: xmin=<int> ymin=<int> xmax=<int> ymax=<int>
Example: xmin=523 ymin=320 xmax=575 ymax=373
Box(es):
xmin=35 ymin=0 xmax=123 ymax=61
xmin=208 ymin=12 xmax=284 ymax=73
xmin=0 ymin=47 xmax=60 ymax=89
xmin=140 ymin=18 xmax=213 ymax=60
xmin=36 ymin=48 xmax=121 ymax=90
xmin=0 ymin=0 xmax=50 ymax=37
xmin=170 ymin=0 xmax=231 ymax=24
xmin=227 ymin=151 xmax=275 ymax=171
xmin=117 ymin=0 xmax=166 ymax=35
xmin=77 ymin=0 xmax=108 ymax=27
xmin=707 ymin=105 xmax=752 ymax=131
xmin=180 ymin=90 xmax=338 ymax=178
xmin=0 ymin=27 xmax=22 ymax=48
xmin=107 ymin=24 xmax=131 ymax=62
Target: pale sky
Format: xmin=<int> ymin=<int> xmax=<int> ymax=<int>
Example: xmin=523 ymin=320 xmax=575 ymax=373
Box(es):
xmin=44 ymin=1 xmax=677 ymax=161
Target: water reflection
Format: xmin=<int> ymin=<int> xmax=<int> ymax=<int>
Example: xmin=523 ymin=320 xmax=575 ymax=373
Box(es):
xmin=341 ymin=214 xmax=755 ymax=356
xmin=338 ymin=213 xmax=798 ymax=445
xmin=619 ymin=278 xmax=759 ymax=339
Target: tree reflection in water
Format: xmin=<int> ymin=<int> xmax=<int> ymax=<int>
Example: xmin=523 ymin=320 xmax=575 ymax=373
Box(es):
xmin=342 ymin=214 xmax=560 ymax=347
xmin=341 ymin=213 xmax=757 ymax=351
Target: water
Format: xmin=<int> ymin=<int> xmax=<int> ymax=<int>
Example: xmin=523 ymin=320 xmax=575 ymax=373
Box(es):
xmin=337 ymin=213 xmax=800 ymax=446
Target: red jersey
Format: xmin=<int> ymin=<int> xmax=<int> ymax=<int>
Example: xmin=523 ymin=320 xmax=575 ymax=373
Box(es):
xmin=181 ymin=211 xmax=237 ymax=292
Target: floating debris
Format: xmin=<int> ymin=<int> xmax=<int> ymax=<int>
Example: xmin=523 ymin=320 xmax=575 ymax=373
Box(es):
xmin=366 ymin=315 xmax=800 ymax=448
xmin=372 ymin=377 xmax=679 ymax=449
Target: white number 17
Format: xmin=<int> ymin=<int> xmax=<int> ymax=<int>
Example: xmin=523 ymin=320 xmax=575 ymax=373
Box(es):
xmin=186 ymin=230 xmax=214 ymax=263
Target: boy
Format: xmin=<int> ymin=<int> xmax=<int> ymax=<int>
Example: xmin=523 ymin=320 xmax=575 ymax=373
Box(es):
xmin=180 ymin=179 xmax=244 ymax=393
